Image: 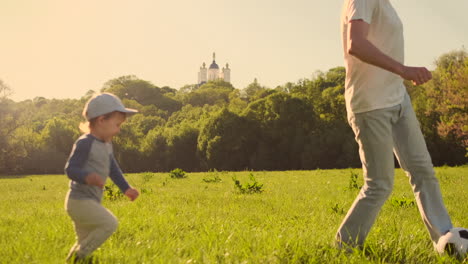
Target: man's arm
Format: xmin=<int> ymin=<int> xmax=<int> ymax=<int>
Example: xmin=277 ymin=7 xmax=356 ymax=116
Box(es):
xmin=347 ymin=20 xmax=432 ymax=85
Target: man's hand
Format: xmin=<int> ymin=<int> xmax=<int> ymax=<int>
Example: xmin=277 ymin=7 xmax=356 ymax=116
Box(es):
xmin=399 ymin=66 xmax=432 ymax=86
xmin=124 ymin=187 xmax=140 ymax=201
xmin=85 ymin=173 xmax=104 ymax=189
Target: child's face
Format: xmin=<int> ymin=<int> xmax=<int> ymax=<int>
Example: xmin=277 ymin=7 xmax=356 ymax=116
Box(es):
xmin=98 ymin=112 xmax=126 ymax=142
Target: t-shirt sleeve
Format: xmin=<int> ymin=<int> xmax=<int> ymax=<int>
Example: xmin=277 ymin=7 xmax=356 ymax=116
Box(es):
xmin=109 ymin=154 xmax=130 ymax=193
xmin=346 ymin=0 xmax=377 ymax=24
xmin=64 ymin=136 xmax=93 ymax=184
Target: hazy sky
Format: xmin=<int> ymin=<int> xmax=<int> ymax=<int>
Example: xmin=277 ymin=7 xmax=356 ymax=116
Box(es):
xmin=1 ymin=0 xmax=467 ymax=101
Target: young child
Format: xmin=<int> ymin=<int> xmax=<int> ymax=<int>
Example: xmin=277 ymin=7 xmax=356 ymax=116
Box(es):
xmin=64 ymin=92 xmax=140 ymax=262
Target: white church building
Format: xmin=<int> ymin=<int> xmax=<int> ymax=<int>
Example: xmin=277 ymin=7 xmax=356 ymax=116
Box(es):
xmin=198 ymin=53 xmax=230 ymax=85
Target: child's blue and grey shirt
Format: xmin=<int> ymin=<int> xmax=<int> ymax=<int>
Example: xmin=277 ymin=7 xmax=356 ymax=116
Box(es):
xmin=65 ymin=134 xmax=130 ymax=203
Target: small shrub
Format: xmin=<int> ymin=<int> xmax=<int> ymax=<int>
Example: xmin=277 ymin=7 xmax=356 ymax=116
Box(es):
xmin=170 ymin=168 xmax=187 ymax=179
xmin=331 ymin=203 xmax=345 ymax=214
xmin=141 ymin=172 xmax=154 ymax=184
xmin=161 ymin=177 xmax=169 ymax=186
xmin=203 ymin=170 xmax=222 ymax=183
xmin=203 ymin=174 xmax=222 ymax=183
xmin=140 ymin=187 xmax=153 ymax=194
xmin=232 ymin=173 xmax=264 ymax=194
xmin=104 ymin=183 xmax=124 ymax=201
xmin=347 ymin=170 xmax=361 ymax=190
xmin=390 ymin=196 xmax=415 ymax=208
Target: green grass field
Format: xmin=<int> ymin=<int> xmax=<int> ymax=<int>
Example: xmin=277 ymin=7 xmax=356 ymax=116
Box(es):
xmin=0 ymin=167 xmax=466 ymax=263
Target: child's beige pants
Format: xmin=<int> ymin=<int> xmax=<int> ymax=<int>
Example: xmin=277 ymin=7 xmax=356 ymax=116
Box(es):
xmin=336 ymin=93 xmax=452 ymax=247
xmin=65 ymin=197 xmax=118 ymax=258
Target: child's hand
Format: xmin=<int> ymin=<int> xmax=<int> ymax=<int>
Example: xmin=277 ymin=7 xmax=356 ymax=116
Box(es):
xmin=85 ymin=173 xmax=104 ymax=189
xmin=124 ymin=187 xmax=139 ymax=201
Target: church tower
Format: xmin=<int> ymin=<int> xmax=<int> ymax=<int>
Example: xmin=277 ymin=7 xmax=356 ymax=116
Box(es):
xmin=198 ymin=62 xmax=207 ymax=84
xmin=222 ymin=63 xmax=230 ymax=83
xmin=207 ymin=52 xmax=220 ymax=81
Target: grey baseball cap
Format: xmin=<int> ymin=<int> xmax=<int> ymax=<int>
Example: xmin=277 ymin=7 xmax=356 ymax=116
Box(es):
xmin=83 ymin=93 xmax=138 ymax=121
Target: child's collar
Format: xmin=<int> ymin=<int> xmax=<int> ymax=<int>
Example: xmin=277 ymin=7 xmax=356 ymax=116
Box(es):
xmin=86 ymin=133 xmax=107 ymax=143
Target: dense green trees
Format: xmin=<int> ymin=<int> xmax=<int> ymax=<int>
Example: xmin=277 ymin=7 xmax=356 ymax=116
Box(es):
xmin=243 ymin=93 xmax=317 ymax=170
xmin=0 ymin=49 xmax=466 ymax=174
xmin=0 ymin=98 xmax=19 ymax=173
xmin=198 ymin=108 xmax=256 ymax=170
xmin=103 ymin=75 xmax=182 ymax=114
xmin=408 ymin=50 xmax=468 ymax=165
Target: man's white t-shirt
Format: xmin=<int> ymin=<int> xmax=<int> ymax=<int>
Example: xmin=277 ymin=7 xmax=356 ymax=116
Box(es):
xmin=341 ymin=0 xmax=406 ymax=114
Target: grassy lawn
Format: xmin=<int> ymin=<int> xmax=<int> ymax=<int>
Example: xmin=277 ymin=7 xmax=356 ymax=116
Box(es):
xmin=0 ymin=167 xmax=466 ymax=263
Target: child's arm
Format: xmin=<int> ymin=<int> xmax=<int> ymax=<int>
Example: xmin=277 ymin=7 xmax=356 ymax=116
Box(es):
xmin=65 ymin=138 xmax=92 ymax=184
xmin=65 ymin=137 xmax=104 ymax=188
xmin=109 ymin=155 xmax=139 ymax=201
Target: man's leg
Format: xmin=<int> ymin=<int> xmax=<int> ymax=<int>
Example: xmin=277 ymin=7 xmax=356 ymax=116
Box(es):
xmin=336 ymin=106 xmax=398 ymax=247
xmin=392 ymin=94 xmax=452 ymax=244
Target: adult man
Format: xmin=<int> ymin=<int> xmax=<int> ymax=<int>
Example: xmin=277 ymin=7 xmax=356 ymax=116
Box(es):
xmin=337 ymin=0 xmax=453 ymax=248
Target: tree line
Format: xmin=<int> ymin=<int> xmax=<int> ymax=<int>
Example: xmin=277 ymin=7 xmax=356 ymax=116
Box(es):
xmin=0 ymin=49 xmax=466 ymax=174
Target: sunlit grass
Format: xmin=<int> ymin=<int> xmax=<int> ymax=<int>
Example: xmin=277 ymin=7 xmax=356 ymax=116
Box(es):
xmin=0 ymin=167 xmax=466 ymax=263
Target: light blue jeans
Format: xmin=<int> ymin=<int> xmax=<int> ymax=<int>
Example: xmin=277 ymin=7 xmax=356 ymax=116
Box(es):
xmin=336 ymin=93 xmax=452 ymax=247
xmin=65 ymin=197 xmax=118 ymax=259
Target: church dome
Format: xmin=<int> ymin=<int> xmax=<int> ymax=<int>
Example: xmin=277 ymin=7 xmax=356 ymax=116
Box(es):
xmin=209 ymin=60 xmax=219 ymax=69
